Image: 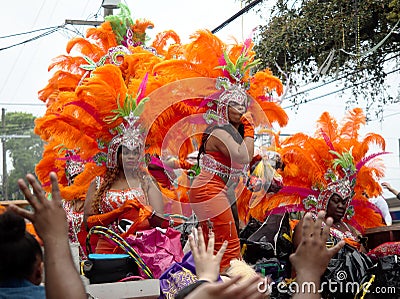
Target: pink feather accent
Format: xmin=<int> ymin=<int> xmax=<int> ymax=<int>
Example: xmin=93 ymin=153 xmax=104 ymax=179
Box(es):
xmin=137 ymin=72 xmax=149 ymax=104
xmin=218 ymin=54 xmax=226 ymax=66
xmin=320 ymin=129 xmax=335 ymax=151
xmin=149 ymin=156 xmax=174 ymax=172
xmin=243 ymin=28 xmax=256 ymax=53
xmin=280 ymin=186 xmax=319 ymax=198
xmin=65 ymin=101 xmax=106 ymax=126
xmin=265 ymin=204 xmax=303 ymax=216
xmin=355 ymin=151 xmax=390 ymax=172
xmin=196 ymin=91 xmax=222 ymax=109
xmin=57 ymin=155 xmax=93 ymax=163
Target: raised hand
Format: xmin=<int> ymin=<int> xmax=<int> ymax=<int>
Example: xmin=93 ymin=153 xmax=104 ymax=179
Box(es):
xmin=11 ymin=172 xmax=68 ymax=243
xmin=10 ymin=172 xmax=86 ymax=299
xmin=290 ymin=211 xmax=345 ymax=299
xmin=186 ymin=275 xmax=265 ymax=299
xmin=188 ymin=226 xmax=228 ymax=282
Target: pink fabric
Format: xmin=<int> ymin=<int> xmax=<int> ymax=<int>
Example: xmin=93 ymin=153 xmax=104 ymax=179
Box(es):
xmin=126 ymin=227 xmax=184 ymax=278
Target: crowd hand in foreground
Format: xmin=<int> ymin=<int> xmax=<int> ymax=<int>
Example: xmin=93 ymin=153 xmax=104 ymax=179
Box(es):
xmin=186 ymin=227 xmax=266 ymax=299
xmin=10 ymin=172 xmax=87 ymax=299
xmin=188 ymin=227 xmax=227 ymax=282
xmin=186 ymin=275 xmax=265 ymax=299
xmin=289 ymin=211 xmax=345 ymax=299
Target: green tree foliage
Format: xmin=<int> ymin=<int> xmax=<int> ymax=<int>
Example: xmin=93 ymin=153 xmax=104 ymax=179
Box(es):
xmin=2 ymin=112 xmax=43 ymax=200
xmin=253 ymin=0 xmax=400 ymax=119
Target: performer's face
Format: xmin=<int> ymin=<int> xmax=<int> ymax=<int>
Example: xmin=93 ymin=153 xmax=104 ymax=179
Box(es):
xmin=228 ymin=102 xmax=246 ymax=124
xmin=119 ymin=146 xmax=140 ymax=169
xmin=326 ymin=193 xmax=349 ymax=222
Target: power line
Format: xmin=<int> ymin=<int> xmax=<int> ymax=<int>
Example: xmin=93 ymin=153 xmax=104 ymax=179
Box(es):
xmin=283 ymin=67 xmax=400 ymax=109
xmin=0 ymin=26 xmax=64 ymax=51
xmin=0 ymin=25 xmax=62 ymax=39
xmin=211 ymin=0 xmax=263 ymax=33
xmin=0 ymin=103 xmax=45 ymax=106
xmin=285 ymin=53 xmax=400 ymax=100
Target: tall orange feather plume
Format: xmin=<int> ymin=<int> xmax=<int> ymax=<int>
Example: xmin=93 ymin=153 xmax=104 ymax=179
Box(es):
xmin=66 ymin=38 xmax=106 ymax=60
xmin=151 ymin=30 xmax=181 ymax=57
xmin=86 ymin=22 xmax=118 ymax=50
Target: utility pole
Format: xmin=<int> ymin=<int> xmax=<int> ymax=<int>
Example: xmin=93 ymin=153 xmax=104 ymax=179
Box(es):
xmin=2 ymin=108 xmax=6 ymax=201
xmin=65 ymin=0 xmax=120 ymax=26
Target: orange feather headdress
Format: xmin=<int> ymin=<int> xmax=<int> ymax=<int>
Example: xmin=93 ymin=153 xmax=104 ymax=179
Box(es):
xmin=35 ymin=3 xmax=288 ymax=204
xmin=253 ymin=108 xmax=388 ymax=232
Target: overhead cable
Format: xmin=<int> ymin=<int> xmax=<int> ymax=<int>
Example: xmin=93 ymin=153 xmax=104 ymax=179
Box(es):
xmin=283 ymin=67 xmax=400 ymax=109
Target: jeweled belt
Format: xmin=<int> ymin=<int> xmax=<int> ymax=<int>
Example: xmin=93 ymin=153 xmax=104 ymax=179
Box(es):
xmin=200 ymin=153 xmax=247 ymax=178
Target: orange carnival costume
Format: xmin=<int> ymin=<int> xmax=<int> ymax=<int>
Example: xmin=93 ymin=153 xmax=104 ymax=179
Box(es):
xmin=259 ymin=108 xmax=388 ymax=243
xmin=34 ymin=4 xmax=186 ymax=220
xmin=33 ymin=3 xmax=287 ymax=260
xmin=182 ymin=49 xmax=288 ymax=270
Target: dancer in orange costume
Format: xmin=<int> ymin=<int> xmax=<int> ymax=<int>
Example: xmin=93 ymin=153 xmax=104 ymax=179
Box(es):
xmin=260 ymin=108 xmax=388 ymax=232
xmin=84 ymin=139 xmax=164 ymax=253
xmin=188 ymin=44 xmax=287 ymax=271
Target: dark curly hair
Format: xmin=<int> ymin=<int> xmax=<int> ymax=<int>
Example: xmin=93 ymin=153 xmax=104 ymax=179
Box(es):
xmin=0 ymin=210 xmax=43 ymax=282
xmin=92 ymin=146 xmax=154 ymax=212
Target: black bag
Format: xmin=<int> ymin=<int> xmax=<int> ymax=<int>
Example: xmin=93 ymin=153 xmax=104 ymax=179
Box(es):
xmin=322 ymin=244 xmax=374 ymax=298
xmin=83 ymin=253 xmax=138 ymax=284
xmin=240 ymin=213 xmax=292 ymax=265
xmin=82 ymin=226 xmax=153 ymax=284
xmin=369 ymin=255 xmax=400 ymax=298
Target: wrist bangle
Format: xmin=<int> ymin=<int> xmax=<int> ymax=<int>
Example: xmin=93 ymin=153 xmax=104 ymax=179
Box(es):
xmin=150 ymin=209 xmax=156 ymax=218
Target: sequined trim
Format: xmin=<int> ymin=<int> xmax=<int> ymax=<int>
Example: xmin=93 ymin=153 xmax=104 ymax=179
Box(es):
xmin=329 ymin=226 xmax=356 ymax=241
xmin=62 ymin=200 xmax=86 ymax=259
xmin=200 ymin=153 xmax=247 ymax=178
xmin=99 ymin=187 xmax=146 ymax=233
xmin=100 ymin=187 xmax=145 ymax=214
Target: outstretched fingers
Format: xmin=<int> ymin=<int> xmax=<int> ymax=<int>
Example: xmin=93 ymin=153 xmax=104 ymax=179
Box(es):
xmin=215 ymin=240 xmax=228 ymax=264
xmin=197 ymin=226 xmax=207 ymax=254
xmin=321 ymin=216 xmax=333 ymax=241
xmin=8 ymin=204 xmax=34 ymax=222
xmin=207 ymin=231 xmax=215 ymax=254
xmin=314 ymin=210 xmax=326 ymax=235
xmin=188 ymin=233 xmax=199 ymax=257
xmin=49 ymin=172 xmax=61 ymax=204
xmin=301 ymin=212 xmax=313 ymax=239
xmin=18 ymin=176 xmax=41 ymax=210
xmin=328 ymin=240 xmax=345 ymax=258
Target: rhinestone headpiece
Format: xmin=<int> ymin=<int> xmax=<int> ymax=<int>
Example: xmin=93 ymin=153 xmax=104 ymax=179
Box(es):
xmin=107 ymin=112 xmax=145 ymax=168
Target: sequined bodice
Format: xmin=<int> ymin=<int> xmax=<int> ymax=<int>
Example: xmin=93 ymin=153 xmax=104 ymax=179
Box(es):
xmin=99 ymin=187 xmax=145 ymax=214
xmin=200 ymin=151 xmax=248 ymax=179
xmin=329 ymin=226 xmax=357 ymax=241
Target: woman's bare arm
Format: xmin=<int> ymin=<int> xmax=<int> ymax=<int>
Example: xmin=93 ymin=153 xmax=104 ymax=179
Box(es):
xmin=208 ymin=129 xmax=254 ymax=164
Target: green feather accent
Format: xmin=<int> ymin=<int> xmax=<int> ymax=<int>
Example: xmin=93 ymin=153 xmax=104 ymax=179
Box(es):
xmin=329 ymin=147 xmax=356 ymax=174
xmin=215 ymin=48 xmax=261 ymax=82
xmin=105 ymin=3 xmax=133 ymax=44
xmin=133 ymin=97 xmax=149 ymax=116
